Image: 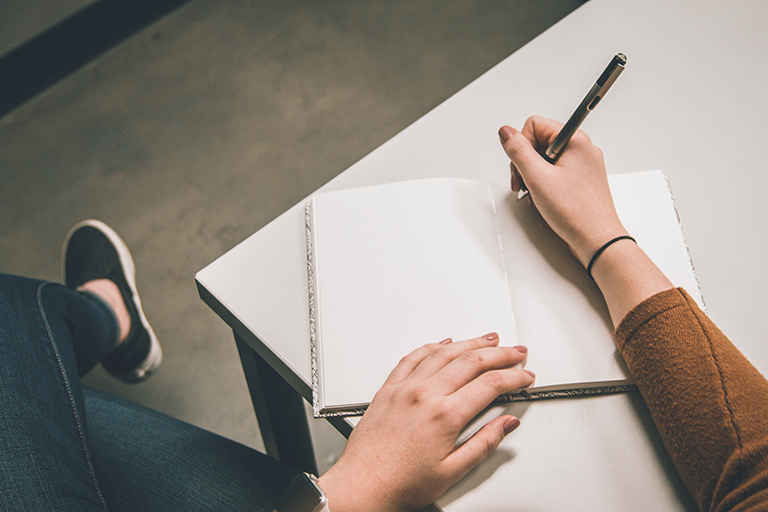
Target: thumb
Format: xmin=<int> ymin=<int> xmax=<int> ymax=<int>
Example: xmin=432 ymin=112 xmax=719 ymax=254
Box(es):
xmin=498 ymin=125 xmax=546 ymax=184
xmin=445 ymin=415 xmax=520 ymax=478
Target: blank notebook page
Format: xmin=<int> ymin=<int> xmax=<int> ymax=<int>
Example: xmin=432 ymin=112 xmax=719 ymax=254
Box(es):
xmin=310 ymin=178 xmax=517 ymax=412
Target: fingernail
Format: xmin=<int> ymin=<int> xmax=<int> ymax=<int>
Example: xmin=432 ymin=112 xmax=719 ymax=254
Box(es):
xmin=512 ymin=345 xmax=528 ymax=354
xmin=498 ymin=125 xmax=516 ymax=143
xmin=524 ymin=369 xmax=536 ymax=379
xmin=503 ymin=416 xmax=521 ymax=435
xmin=439 ymin=338 xmax=453 ymax=344
xmin=510 ymin=171 xmax=520 ymax=192
xmin=482 ymin=332 xmax=499 ymax=341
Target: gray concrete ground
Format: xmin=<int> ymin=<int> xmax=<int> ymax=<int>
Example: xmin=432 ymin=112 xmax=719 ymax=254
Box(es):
xmin=0 ymin=0 xmax=96 ymax=55
xmin=0 ymin=0 xmax=584 ymax=474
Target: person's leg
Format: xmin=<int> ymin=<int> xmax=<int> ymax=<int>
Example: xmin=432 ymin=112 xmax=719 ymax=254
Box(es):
xmin=84 ymin=386 xmax=299 ymax=512
xmin=0 ymin=272 xmax=299 ymax=511
xmin=0 ymin=273 xmax=117 ymax=511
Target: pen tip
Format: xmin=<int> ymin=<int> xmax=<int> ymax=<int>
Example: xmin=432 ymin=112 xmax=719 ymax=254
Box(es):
xmin=616 ymin=53 xmax=627 ymax=64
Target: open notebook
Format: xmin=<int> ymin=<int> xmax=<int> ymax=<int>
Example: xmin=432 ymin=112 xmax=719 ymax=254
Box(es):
xmin=305 ymin=171 xmax=702 ymax=417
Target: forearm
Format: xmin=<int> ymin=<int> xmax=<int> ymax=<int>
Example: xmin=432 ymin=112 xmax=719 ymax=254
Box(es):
xmin=590 ymin=240 xmax=674 ymax=327
xmin=615 ymin=288 xmax=768 ymax=511
xmin=500 ymin=117 xmax=768 ymax=508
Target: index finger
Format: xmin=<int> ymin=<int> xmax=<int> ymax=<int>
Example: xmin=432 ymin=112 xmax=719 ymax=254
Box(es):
xmin=521 ymin=115 xmax=564 ymax=153
xmin=383 ymin=335 xmax=500 ymax=387
xmin=428 ymin=345 xmax=528 ymax=395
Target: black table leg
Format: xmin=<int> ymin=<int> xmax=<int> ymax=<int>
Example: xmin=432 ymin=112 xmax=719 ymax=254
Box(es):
xmin=235 ymin=333 xmax=319 ymax=475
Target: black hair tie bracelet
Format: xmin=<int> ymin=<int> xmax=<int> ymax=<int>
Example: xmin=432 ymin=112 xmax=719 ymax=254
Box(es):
xmin=586 ymin=235 xmax=637 ymax=279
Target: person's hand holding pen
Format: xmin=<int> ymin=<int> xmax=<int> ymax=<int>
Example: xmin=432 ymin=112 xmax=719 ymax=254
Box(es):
xmin=499 ymin=116 xmax=674 ymax=327
xmin=499 ymin=117 xmax=628 ymax=269
xmin=499 ymin=54 xmax=631 ymax=270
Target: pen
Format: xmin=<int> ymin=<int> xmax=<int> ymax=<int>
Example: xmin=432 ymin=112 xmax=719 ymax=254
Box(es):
xmin=519 ymin=53 xmax=627 ymax=199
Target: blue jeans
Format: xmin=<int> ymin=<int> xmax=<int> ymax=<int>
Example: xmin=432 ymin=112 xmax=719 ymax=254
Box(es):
xmin=0 ymin=274 xmax=298 ymax=511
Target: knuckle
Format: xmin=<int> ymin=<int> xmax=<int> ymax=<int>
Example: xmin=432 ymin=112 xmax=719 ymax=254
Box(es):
xmin=481 ymin=433 xmax=500 ymax=458
xmin=431 ymin=345 xmax=452 ymax=359
xmin=480 ymin=370 xmax=505 ymax=391
xmin=594 ymin=144 xmax=604 ymax=159
xmin=407 ymin=383 xmax=430 ymax=406
xmin=459 ymin=350 xmax=484 ymax=366
xmin=430 ymin=400 xmax=453 ymax=423
xmin=397 ymin=352 xmax=416 ymax=366
xmin=507 ymin=133 xmax=531 ymax=158
xmin=399 ymin=343 xmax=432 ymax=365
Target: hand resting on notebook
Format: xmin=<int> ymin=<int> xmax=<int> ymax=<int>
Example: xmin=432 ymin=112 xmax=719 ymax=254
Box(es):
xmin=318 ymin=334 xmax=534 ymax=512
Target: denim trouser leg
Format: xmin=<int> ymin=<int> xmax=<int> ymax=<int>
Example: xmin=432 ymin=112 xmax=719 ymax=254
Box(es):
xmin=84 ymin=387 xmax=299 ymax=511
xmin=0 ymin=274 xmax=298 ymax=511
xmin=0 ymin=274 xmax=113 ymax=511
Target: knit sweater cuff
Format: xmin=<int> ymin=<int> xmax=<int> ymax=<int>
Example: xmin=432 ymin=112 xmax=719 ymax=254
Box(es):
xmin=614 ymin=287 xmax=692 ymax=351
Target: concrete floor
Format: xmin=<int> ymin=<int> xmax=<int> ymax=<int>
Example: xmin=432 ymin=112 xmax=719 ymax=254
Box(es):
xmin=0 ymin=0 xmax=97 ymax=55
xmin=0 ymin=0 xmax=585 ymax=474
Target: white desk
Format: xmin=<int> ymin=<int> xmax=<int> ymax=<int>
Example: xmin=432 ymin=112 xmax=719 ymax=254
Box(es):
xmin=197 ymin=1 xmax=768 ymax=509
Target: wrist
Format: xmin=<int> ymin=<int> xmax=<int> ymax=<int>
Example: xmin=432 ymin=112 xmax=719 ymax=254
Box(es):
xmin=317 ymin=473 xmax=346 ymax=512
xmin=573 ymin=228 xmax=631 ymax=268
xmin=318 ymin=469 xmax=375 ymax=512
xmin=318 ymin=466 xmax=400 ymax=512
xmin=586 ymin=235 xmax=636 ymax=279
xmin=589 ymin=240 xmax=674 ymax=326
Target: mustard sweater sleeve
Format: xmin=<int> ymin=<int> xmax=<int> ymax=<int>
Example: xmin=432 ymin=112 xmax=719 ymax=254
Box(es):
xmin=614 ymin=288 xmax=768 ymax=511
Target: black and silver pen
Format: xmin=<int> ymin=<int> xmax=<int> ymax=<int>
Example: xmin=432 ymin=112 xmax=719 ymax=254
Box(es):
xmin=519 ymin=53 xmax=627 ymax=199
